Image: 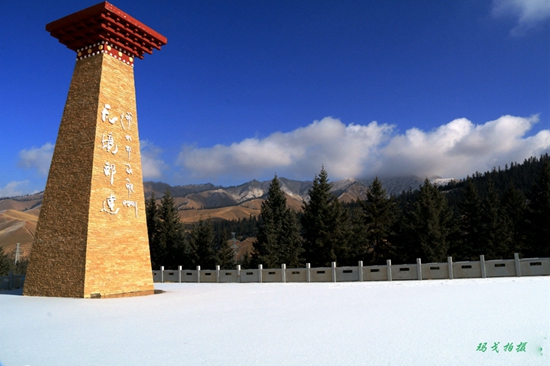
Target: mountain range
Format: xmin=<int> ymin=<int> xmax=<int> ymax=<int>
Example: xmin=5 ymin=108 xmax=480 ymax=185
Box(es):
xmin=0 ymin=175 xmax=440 ymax=257
xmin=143 ymin=175 xmax=433 ymax=209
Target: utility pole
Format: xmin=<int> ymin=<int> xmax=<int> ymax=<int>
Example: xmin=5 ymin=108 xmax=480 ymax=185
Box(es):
xmin=14 ymin=243 xmax=20 ymax=265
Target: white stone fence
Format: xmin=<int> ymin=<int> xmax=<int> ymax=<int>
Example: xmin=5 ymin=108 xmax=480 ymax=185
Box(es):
xmin=153 ymin=254 xmax=550 ymax=284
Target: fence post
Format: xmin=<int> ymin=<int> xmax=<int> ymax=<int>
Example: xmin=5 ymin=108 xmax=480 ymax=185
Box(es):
xmin=358 ymin=261 xmax=363 ymax=282
xmin=514 ymin=253 xmax=521 ymax=277
xmin=480 ymin=255 xmax=486 ymax=278
xmin=160 ymin=266 xmax=164 ymax=283
xmin=386 ymin=259 xmax=392 ymax=281
xmin=258 ymin=264 xmax=263 ymax=283
xmin=306 ymin=263 xmax=311 ymax=283
xmin=197 ymin=265 xmax=201 ymax=283
xmin=332 ymin=262 xmax=337 ymax=282
xmin=448 ymin=257 xmax=453 ymax=279
xmin=178 ymin=265 xmax=182 ymax=283
xmin=282 ymin=263 xmax=286 ymax=283
xmin=216 ymin=265 xmax=220 ymax=283
xmin=416 ymin=258 xmax=422 ymax=280
xmin=237 ymin=265 xmax=241 ymax=283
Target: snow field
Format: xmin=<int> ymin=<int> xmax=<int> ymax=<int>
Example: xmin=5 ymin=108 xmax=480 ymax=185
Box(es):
xmin=0 ymin=276 xmax=548 ymax=365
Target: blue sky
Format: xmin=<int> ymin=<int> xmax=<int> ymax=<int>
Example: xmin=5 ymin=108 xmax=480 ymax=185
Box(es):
xmin=1 ymin=0 xmax=549 ymax=197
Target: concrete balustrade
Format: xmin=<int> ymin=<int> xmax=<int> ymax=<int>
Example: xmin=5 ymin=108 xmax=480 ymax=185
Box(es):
xmin=146 ymin=254 xmax=550 ymax=285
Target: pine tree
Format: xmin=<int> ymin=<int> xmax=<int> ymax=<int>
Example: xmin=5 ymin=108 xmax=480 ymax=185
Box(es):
xmin=455 ymin=179 xmax=484 ymax=260
xmin=359 ymin=177 xmax=397 ymax=264
xmin=482 ymin=179 xmax=512 ymax=259
xmin=188 ymin=218 xmax=217 ymax=269
xmin=501 ymin=184 xmax=527 ymax=255
xmin=301 ymin=167 xmax=348 ymax=267
xmin=145 ymin=191 xmax=161 ymax=268
xmin=156 ymin=188 xmax=185 ymax=269
xmin=526 ymin=161 xmax=550 ymax=256
xmin=253 ymin=175 xmax=303 ymax=268
xmin=348 ymin=205 xmax=370 ymax=264
xmin=0 ymin=246 xmax=11 ymax=276
xmin=400 ymin=179 xmax=455 ymax=263
xmin=217 ymin=231 xmax=237 ymax=270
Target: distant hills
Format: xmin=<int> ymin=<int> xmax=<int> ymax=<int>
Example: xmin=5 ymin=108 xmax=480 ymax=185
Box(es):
xmin=143 ymin=175 xmax=429 ymax=209
xmin=0 ymin=175 xmax=431 ymax=255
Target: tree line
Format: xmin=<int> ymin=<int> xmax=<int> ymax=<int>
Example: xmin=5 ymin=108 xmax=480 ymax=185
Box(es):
xmin=147 ymin=154 xmax=550 ymax=269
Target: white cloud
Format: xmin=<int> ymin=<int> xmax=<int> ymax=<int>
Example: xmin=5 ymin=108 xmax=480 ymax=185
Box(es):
xmin=177 ymin=115 xmax=550 ymax=182
xmin=377 ymin=115 xmax=549 ymax=178
xmin=177 ymin=117 xmax=394 ymax=182
xmin=0 ymin=181 xmax=29 ymax=198
xmin=140 ymin=140 xmax=168 ymax=179
xmin=492 ymin=0 xmax=550 ymax=35
xmin=18 ymin=143 xmax=54 ymax=175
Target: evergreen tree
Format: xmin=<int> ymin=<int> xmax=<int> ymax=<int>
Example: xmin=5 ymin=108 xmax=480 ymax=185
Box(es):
xmin=359 ymin=177 xmax=397 ymax=264
xmin=482 ymin=179 xmax=512 ymax=259
xmin=347 ymin=205 xmax=370 ymax=264
xmin=239 ymin=251 xmax=252 ymax=269
xmin=455 ymin=179 xmax=484 ymax=260
xmin=301 ymin=167 xmax=349 ymax=267
xmin=217 ymin=231 xmax=237 ymax=269
xmin=501 ymin=184 xmax=527 ymax=255
xmin=252 ymin=175 xmax=303 ymax=268
xmin=188 ymin=218 xmax=217 ymax=269
xmin=0 ymin=246 xmax=11 ymax=276
xmin=156 ymin=188 xmax=185 ymax=269
xmin=526 ymin=161 xmax=550 ymax=256
xmin=145 ymin=191 xmax=161 ymax=268
xmin=399 ymin=179 xmax=455 ymax=263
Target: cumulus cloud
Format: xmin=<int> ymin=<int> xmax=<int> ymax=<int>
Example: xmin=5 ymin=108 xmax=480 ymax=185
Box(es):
xmin=18 ymin=143 xmax=54 ymax=175
xmin=140 ymin=140 xmax=168 ymax=179
xmin=177 ymin=115 xmax=550 ymax=182
xmin=492 ymin=0 xmax=550 ymax=35
xmin=377 ymin=115 xmax=549 ymax=178
xmin=0 ymin=181 xmax=29 ymax=198
xmin=177 ymin=117 xmax=394 ymax=182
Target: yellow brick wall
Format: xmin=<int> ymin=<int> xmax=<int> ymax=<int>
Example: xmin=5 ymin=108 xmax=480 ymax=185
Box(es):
xmin=24 ymin=53 xmax=154 ymax=298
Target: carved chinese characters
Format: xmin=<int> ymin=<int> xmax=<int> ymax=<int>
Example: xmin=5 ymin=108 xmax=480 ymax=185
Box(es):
xmin=100 ymin=103 xmax=138 ymax=218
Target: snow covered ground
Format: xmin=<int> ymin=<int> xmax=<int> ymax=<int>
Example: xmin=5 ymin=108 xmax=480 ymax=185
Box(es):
xmin=1 ymin=277 xmax=548 ymax=366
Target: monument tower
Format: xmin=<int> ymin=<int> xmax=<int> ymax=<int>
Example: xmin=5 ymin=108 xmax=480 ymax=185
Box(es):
xmin=24 ymin=2 xmax=167 ymax=298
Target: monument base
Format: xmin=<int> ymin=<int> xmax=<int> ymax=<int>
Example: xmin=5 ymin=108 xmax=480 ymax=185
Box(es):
xmin=90 ymin=289 xmax=156 ymax=299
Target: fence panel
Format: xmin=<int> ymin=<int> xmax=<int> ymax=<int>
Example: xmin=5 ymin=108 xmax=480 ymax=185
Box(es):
xmin=240 ymin=269 xmax=260 ymax=283
xmin=453 ymin=261 xmax=482 ymax=279
xmin=220 ymin=270 xmax=238 ymax=283
xmin=391 ymin=265 xmax=418 ymax=280
xmin=363 ymin=265 xmax=388 ymax=281
xmin=262 ymin=269 xmax=283 ymax=283
xmin=421 ymin=263 xmax=449 ymax=280
xmin=336 ymin=267 xmax=360 ymax=282
xmin=286 ymin=268 xmax=307 ymax=282
xmin=182 ymin=270 xmax=198 ymax=283
xmin=163 ymin=270 xmax=179 ymax=283
xmin=520 ymin=258 xmax=550 ymax=276
xmin=200 ymin=270 xmax=217 ymax=283
xmin=485 ymin=259 xmax=516 ymax=277
xmin=310 ymin=267 xmax=332 ymax=282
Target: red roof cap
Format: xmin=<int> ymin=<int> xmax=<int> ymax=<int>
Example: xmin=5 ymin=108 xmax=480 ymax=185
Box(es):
xmin=46 ymin=2 xmax=167 ymax=59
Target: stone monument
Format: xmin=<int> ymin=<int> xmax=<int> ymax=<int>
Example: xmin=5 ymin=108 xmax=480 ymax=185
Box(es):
xmin=24 ymin=2 xmax=167 ymax=298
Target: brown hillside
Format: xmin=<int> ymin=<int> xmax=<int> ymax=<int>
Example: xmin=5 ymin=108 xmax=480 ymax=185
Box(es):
xmin=0 ymin=209 xmax=38 ymax=258
xmin=235 ymin=237 xmax=255 ymax=261
xmin=285 ymin=193 xmax=304 ymax=212
xmin=178 ymin=205 xmax=260 ymax=224
xmin=0 ymin=192 xmax=42 ymax=212
xmin=239 ymin=198 xmax=263 ymax=210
